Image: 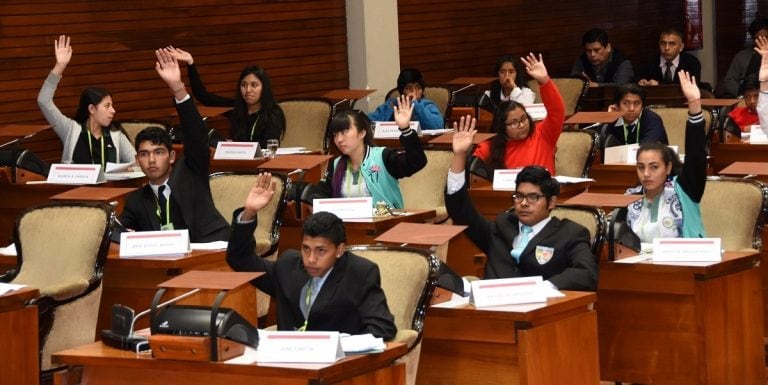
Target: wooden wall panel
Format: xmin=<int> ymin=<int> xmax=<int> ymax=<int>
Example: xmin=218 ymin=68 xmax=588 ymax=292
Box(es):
xmin=397 ymin=0 xmax=686 ymax=83
xmin=0 ymin=0 xmax=348 ymax=128
xmin=714 ymin=0 xmax=768 ymax=82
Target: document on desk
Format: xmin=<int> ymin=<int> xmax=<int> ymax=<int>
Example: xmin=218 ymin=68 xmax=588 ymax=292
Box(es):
xmin=105 ymin=161 xmax=136 ymax=173
xmin=340 ymin=333 xmax=385 ymax=354
xmin=554 ymin=175 xmax=595 ymax=184
xmin=275 ymin=147 xmax=309 ymax=155
xmin=0 ymin=243 xmax=17 ymax=256
xmin=0 ymin=282 xmax=26 ymax=296
xmin=190 ymin=241 xmax=228 ymax=250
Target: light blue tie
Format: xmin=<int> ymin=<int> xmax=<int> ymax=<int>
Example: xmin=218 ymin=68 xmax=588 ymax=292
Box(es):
xmin=510 ymin=225 xmax=533 ymax=262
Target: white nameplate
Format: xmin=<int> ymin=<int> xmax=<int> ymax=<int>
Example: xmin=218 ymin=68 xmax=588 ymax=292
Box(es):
xmin=313 ymin=197 xmax=373 ymax=219
xmin=256 ymin=331 xmax=344 ymax=363
xmin=604 ymin=144 xmax=678 ymax=165
xmin=373 ymin=121 xmax=421 ymax=139
xmin=523 ymin=103 xmax=547 ymax=121
xmin=47 ymin=164 xmax=104 ymax=184
xmin=119 ymin=230 xmax=190 ymax=257
xmin=470 ymin=276 xmax=547 ymax=307
xmin=652 ymin=237 xmax=722 ymax=262
xmin=492 ymin=168 xmax=522 ymax=190
xmin=213 ymin=141 xmax=261 ymax=160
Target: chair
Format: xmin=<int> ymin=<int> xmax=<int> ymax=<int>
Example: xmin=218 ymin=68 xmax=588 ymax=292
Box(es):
xmin=648 ymin=106 xmax=712 ymax=154
xmin=278 ymin=98 xmax=333 ymax=153
xmin=551 ymin=204 xmax=607 ymax=257
xmin=209 ymin=172 xmax=289 ymax=318
xmin=555 ymin=129 xmax=599 ymax=178
xmin=0 ymin=202 xmax=112 ymax=381
xmin=699 ymin=176 xmax=768 ymax=250
xmin=528 ymin=78 xmax=589 ymax=116
xmin=118 ymin=120 xmax=169 ymax=146
xmin=400 ymin=148 xmax=454 ymax=224
xmin=385 ymin=86 xmax=453 ymax=127
xmin=346 ymin=245 xmax=439 ymax=385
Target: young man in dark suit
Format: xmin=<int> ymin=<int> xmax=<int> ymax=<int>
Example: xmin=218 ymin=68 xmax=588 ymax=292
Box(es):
xmin=603 ymin=83 xmax=668 ymax=147
xmin=226 ymin=173 xmax=397 ymax=339
xmin=444 ymin=117 xmax=598 ymax=291
xmin=637 ymin=28 xmax=701 ymax=86
xmin=116 ymin=48 xmax=229 ymax=243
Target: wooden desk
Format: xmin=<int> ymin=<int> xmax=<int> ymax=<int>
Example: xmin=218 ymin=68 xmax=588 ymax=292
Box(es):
xmin=99 ymin=244 xmax=257 ymax=333
xmin=598 ymin=251 xmax=765 ymax=384
xmin=0 ymin=287 xmax=39 ymax=385
xmin=718 ymin=161 xmax=768 ymax=178
xmin=417 ymin=291 xmax=599 ymax=385
xmin=710 ymin=141 xmax=768 ymax=173
xmin=322 ymin=89 xmax=376 ymax=113
xmin=259 ymin=154 xmax=332 ymax=183
xmin=53 ymin=341 xmax=407 ymax=385
xmin=564 ymin=111 xmax=622 ymax=124
xmin=50 ymin=186 xmax=137 ymax=214
xmin=468 ymin=182 xmax=590 ymax=220
xmin=588 ymin=163 xmax=637 ymax=193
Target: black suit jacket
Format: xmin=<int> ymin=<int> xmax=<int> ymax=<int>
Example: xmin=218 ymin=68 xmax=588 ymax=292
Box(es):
xmin=445 ymin=184 xmax=598 ymax=291
xmin=226 ymin=209 xmax=397 ymax=340
xmin=603 ymin=108 xmax=668 ymax=147
xmin=117 ymin=97 xmax=229 ymax=243
xmin=638 ymin=52 xmax=701 ymax=84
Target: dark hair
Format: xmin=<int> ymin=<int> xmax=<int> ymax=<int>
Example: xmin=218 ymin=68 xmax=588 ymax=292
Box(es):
xmin=659 ymin=27 xmax=684 ymax=41
xmin=488 ymin=101 xmax=533 ymax=169
xmin=327 ymin=110 xmax=373 ymax=148
xmin=397 ymin=68 xmax=425 ymax=95
xmin=613 ymin=83 xmax=647 ymax=106
xmin=581 ymin=28 xmax=609 ymax=47
xmin=74 ymin=87 xmax=119 ymax=131
xmin=303 ymin=211 xmax=346 ymax=245
xmin=230 ymin=66 xmax=285 ymax=141
xmin=636 ymin=142 xmax=683 ymax=177
xmin=134 ymin=126 xmax=172 ymax=151
xmin=742 ymin=74 xmax=761 ymax=94
xmin=515 ymin=166 xmax=560 ymax=198
xmin=749 ymin=18 xmax=768 ymax=37
xmin=493 ymin=54 xmax=530 ymax=89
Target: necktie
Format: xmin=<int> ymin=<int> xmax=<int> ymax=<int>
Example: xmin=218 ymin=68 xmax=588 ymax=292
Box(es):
xmin=157 ymin=185 xmax=168 ymax=226
xmin=626 ymin=123 xmax=638 ymax=144
xmin=510 ymin=225 xmax=533 ymax=262
xmin=299 ymin=278 xmax=317 ymax=319
xmin=663 ymin=61 xmax=673 ymax=83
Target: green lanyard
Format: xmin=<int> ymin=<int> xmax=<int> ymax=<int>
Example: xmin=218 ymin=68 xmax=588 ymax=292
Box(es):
xmin=298 ymin=279 xmax=314 ymax=332
xmin=249 ymin=114 xmax=260 ymax=141
xmin=622 ymin=119 xmax=641 ymax=144
xmin=86 ymin=130 xmax=106 ymax=168
xmin=154 ymin=190 xmax=171 ymax=227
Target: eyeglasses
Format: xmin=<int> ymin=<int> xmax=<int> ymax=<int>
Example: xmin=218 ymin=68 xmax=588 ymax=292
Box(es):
xmin=512 ymin=192 xmax=547 ymax=203
xmin=505 ymin=115 xmax=528 ymax=129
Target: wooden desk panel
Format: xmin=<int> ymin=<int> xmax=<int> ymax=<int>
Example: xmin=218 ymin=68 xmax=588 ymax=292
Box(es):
xmin=710 ymin=142 xmax=768 ymax=173
xmin=0 ymin=287 xmax=39 ymax=385
xmin=54 ymin=341 xmax=406 ymax=385
xmin=588 ymin=163 xmax=637 ymax=193
xmin=417 ymin=291 xmax=599 ymax=385
xmin=598 ymin=251 xmax=765 ymax=384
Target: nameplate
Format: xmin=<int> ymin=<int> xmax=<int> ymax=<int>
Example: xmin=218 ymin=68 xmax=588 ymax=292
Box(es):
xmin=604 ymin=144 xmax=678 ymax=165
xmin=47 ymin=164 xmax=104 ymax=184
xmin=652 ymin=237 xmax=722 ymax=262
xmin=119 ymin=230 xmax=190 ymax=257
xmin=213 ymin=141 xmax=261 ymax=160
xmin=524 ymin=103 xmax=547 ymax=121
xmin=492 ymin=168 xmax=522 ymax=190
xmin=373 ymin=121 xmax=421 ymax=139
xmin=256 ymin=331 xmax=344 ymax=363
xmin=470 ymin=276 xmax=547 ymax=307
xmin=313 ymin=197 xmax=372 ymax=219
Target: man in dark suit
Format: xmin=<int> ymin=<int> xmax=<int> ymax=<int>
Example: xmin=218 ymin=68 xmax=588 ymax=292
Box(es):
xmin=569 ymin=28 xmax=634 ymax=87
xmin=226 ymin=173 xmax=397 ymax=339
xmin=116 ymin=48 xmax=229 ymax=243
xmin=603 ymin=83 xmax=668 ymax=147
xmin=638 ymin=28 xmax=701 ymax=86
xmin=445 ymin=117 xmax=597 ymax=291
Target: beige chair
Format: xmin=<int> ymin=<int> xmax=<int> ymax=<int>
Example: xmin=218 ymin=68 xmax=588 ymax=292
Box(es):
xmin=700 ymin=176 xmax=768 ymax=250
xmin=385 ymin=86 xmax=453 ymax=127
xmin=209 ymin=172 xmax=288 ymax=318
xmin=552 ymin=204 xmax=607 ymax=256
xmin=0 ymin=202 xmax=112 ymax=381
xmin=555 ymin=129 xmax=599 ymax=178
xmin=118 ymin=120 xmax=169 ymax=146
xmin=400 ymin=148 xmax=453 ymax=223
xmin=278 ymin=98 xmax=332 ymax=153
xmin=346 ymin=245 xmax=439 ymax=385
xmin=528 ymin=78 xmax=588 ymax=116
xmin=648 ymin=106 xmax=712 ymax=154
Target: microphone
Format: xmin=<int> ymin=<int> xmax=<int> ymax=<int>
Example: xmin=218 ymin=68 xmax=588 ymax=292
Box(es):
xmin=101 ymin=288 xmax=201 ymax=352
xmin=580 ymin=122 xmax=602 ymax=130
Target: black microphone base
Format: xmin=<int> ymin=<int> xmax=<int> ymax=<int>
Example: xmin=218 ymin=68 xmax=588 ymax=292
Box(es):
xmin=100 ymin=330 xmax=150 ymax=351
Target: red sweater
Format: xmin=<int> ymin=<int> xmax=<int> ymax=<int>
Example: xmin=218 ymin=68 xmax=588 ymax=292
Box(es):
xmin=727 ymin=106 xmax=759 ymax=132
xmin=473 ymin=79 xmax=565 ymax=174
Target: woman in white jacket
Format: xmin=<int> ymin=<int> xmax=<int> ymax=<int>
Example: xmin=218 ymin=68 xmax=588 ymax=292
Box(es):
xmin=37 ymin=35 xmax=135 ymax=165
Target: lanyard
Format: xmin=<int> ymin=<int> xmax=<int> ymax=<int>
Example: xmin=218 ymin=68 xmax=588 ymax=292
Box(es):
xmin=154 ymin=190 xmax=171 ymax=226
xmin=622 ymin=118 xmax=641 ymax=144
xmin=86 ymin=129 xmax=106 ymax=168
xmin=298 ymin=279 xmax=314 ymax=332
xmin=249 ymin=113 xmax=260 ymax=141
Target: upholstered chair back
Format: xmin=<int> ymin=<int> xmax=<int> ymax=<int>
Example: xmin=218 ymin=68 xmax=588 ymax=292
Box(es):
xmin=400 ymin=148 xmax=454 ymax=223
xmin=552 ymin=204 xmax=607 ymax=256
xmin=278 ymin=98 xmax=332 ymax=153
xmin=700 ymin=177 xmax=767 ymax=250
xmin=555 ymin=129 xmax=598 ymax=178
xmin=648 ymin=107 xmax=711 ymax=154
xmin=528 ymin=78 xmax=588 ymax=116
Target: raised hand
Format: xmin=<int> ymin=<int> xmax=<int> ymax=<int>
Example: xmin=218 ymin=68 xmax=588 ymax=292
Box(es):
xmin=393 ymin=94 xmax=415 ymax=130
xmin=678 ymin=70 xmax=701 ymax=114
xmin=167 ymin=46 xmax=194 ymax=65
xmin=521 ymin=53 xmax=549 ymax=84
xmin=242 ymin=172 xmax=276 ymax=220
xmin=756 ymin=36 xmax=768 ymax=90
xmin=451 ymin=115 xmax=477 ymax=155
xmin=755 ymin=35 xmax=768 ymax=57
xmin=155 ymin=48 xmax=184 ymax=93
xmin=52 ymin=35 xmax=72 ymax=76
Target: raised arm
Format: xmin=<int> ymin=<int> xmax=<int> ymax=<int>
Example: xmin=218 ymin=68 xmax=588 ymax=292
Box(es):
xmin=522 ymin=53 xmax=564 ymax=143
xmin=38 ymin=35 xmax=78 ymax=143
xmin=51 ymin=35 xmax=72 ymax=77
xmin=756 ymin=36 xmax=768 ymax=136
xmin=383 ymin=95 xmax=428 ymax=177
xmin=677 ymin=70 xmax=706 ymax=203
xmin=168 ymin=46 xmax=234 ymax=107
